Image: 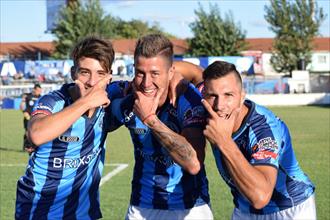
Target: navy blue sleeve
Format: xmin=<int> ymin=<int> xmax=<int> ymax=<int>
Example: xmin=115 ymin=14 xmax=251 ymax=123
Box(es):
xmin=107 ymin=94 xmax=135 ymax=131
xmin=106 ymin=80 xmax=130 ymax=101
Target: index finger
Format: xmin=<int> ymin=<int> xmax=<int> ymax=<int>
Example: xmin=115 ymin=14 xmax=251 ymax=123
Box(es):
xmin=97 ymin=74 xmax=112 ymax=88
xmin=201 ymin=99 xmax=218 ymax=119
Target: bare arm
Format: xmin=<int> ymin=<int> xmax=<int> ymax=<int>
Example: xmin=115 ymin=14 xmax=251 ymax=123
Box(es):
xmin=133 ymin=86 xmax=202 ymax=175
xmin=216 ymin=138 xmax=277 ymax=209
xmin=202 ymin=100 xmax=277 ymax=209
xmin=28 ymin=76 xmax=111 ymax=146
xmin=29 ymin=97 xmax=92 ymax=146
xmin=173 ymin=60 xmax=204 ymax=86
xmin=169 ymin=61 xmax=204 ymax=107
xmin=143 ymin=116 xmax=202 ymax=175
xmin=20 ymin=94 xmax=26 ymax=111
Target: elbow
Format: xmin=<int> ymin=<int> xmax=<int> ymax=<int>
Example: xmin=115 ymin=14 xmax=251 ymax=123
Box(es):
xmin=186 ymin=159 xmax=201 ymax=175
xmin=250 ymin=191 xmax=272 ymax=210
xmin=28 ymin=130 xmax=41 ymax=146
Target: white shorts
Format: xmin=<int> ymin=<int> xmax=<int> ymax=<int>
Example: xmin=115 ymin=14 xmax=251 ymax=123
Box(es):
xmin=231 ymin=194 xmax=316 ymax=220
xmin=125 ymin=203 xmax=213 ymax=220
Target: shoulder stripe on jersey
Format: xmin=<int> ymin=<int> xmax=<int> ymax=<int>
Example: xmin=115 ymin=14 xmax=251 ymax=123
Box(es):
xmin=31 ymin=109 xmax=52 ymax=117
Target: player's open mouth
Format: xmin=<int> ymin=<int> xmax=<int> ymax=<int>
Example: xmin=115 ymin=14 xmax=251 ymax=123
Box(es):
xmin=141 ymin=88 xmax=157 ymax=96
xmin=217 ymin=112 xmax=229 ymax=118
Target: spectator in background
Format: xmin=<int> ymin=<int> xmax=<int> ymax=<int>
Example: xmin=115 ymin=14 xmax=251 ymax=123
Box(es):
xmin=19 ymin=83 xmax=42 ymax=154
xmin=13 ymin=71 xmax=24 ymax=80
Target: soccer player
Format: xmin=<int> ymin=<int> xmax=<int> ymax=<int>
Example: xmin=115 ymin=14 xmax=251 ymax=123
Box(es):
xmin=110 ymin=34 xmax=213 ymax=220
xmin=19 ymin=83 xmax=42 ymax=154
xmin=201 ymin=61 xmax=316 ymax=219
xmin=15 ymin=36 xmax=115 ymax=219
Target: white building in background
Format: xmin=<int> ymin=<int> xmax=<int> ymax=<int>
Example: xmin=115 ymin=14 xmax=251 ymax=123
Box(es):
xmin=243 ymin=37 xmax=330 ymax=75
xmin=309 ymin=52 xmax=330 ymax=73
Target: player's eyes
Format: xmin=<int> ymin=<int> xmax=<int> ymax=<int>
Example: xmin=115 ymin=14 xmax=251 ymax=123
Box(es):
xmin=135 ymin=72 xmax=144 ymax=77
xmin=151 ymin=72 xmax=159 ymax=77
xmin=98 ymin=72 xmax=107 ymax=77
xmin=79 ymin=71 xmax=90 ymax=76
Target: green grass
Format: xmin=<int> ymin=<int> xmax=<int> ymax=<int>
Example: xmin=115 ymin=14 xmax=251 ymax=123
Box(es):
xmin=1 ymin=106 xmax=329 ymax=219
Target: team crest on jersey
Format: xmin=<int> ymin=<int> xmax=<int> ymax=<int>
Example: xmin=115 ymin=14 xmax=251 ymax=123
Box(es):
xmin=252 ymin=137 xmax=278 ymax=152
xmin=183 ymin=106 xmax=205 ymax=121
xmin=58 ymin=135 xmax=80 ymax=142
xmin=252 ymin=137 xmax=278 ymax=160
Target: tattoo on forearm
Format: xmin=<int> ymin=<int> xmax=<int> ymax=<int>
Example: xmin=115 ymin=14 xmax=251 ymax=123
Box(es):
xmin=148 ymin=117 xmax=193 ymax=161
xmin=155 ymin=131 xmax=192 ymax=161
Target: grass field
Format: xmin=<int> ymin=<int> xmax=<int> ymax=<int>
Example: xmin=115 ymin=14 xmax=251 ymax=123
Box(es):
xmin=0 ymin=106 xmax=329 ymax=220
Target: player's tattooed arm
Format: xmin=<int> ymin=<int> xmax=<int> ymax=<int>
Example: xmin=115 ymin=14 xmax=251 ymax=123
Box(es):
xmin=144 ymin=116 xmax=200 ymax=174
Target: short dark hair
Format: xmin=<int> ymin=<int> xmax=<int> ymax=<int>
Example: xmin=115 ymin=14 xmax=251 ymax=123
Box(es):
xmin=203 ymin=61 xmax=242 ymax=86
xmin=134 ymin=34 xmax=173 ymax=66
xmin=34 ymin=83 xmax=41 ymax=89
xmin=71 ymin=36 xmax=115 ymax=73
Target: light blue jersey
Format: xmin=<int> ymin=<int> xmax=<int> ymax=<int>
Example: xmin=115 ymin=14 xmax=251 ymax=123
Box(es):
xmin=110 ymin=84 xmax=210 ymax=210
xmin=212 ymin=99 xmax=315 ymax=214
xmin=15 ymin=82 xmax=123 ymax=220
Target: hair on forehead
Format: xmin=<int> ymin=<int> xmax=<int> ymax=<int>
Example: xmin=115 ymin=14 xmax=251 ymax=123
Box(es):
xmin=203 ymin=61 xmax=242 ymax=86
xmin=134 ymin=34 xmax=173 ymax=66
xmin=71 ymin=36 xmax=115 ymax=73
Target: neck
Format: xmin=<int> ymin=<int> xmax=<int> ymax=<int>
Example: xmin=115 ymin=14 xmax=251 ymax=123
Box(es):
xmin=233 ymin=103 xmax=248 ymax=133
xmin=157 ymin=88 xmax=169 ymax=108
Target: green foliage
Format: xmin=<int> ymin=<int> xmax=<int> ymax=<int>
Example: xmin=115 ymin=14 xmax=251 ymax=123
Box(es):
xmin=1 ymin=106 xmax=329 ymax=219
xmin=51 ymin=0 xmax=174 ymax=59
xmin=265 ymin=0 xmax=325 ymax=74
xmin=52 ymin=0 xmax=119 ymax=59
xmin=188 ymin=3 xmax=247 ymax=56
xmin=117 ymin=20 xmax=174 ymax=39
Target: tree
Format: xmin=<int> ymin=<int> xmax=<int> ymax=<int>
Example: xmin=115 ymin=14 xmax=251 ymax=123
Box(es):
xmin=188 ymin=3 xmax=247 ymax=56
xmin=52 ymin=0 xmax=174 ymax=58
xmin=265 ymin=0 xmax=325 ymax=74
xmin=52 ymin=0 xmax=119 ymax=59
xmin=117 ymin=20 xmax=173 ymax=39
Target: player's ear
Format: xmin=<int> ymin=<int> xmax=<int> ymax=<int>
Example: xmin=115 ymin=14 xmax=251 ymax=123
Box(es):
xmin=240 ymin=89 xmax=246 ymax=106
xmin=168 ymin=65 xmax=175 ymax=81
xmin=71 ymin=66 xmax=77 ymax=80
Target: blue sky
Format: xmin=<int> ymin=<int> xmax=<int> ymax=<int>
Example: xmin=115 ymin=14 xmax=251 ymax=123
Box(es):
xmin=1 ymin=0 xmax=329 ymax=42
